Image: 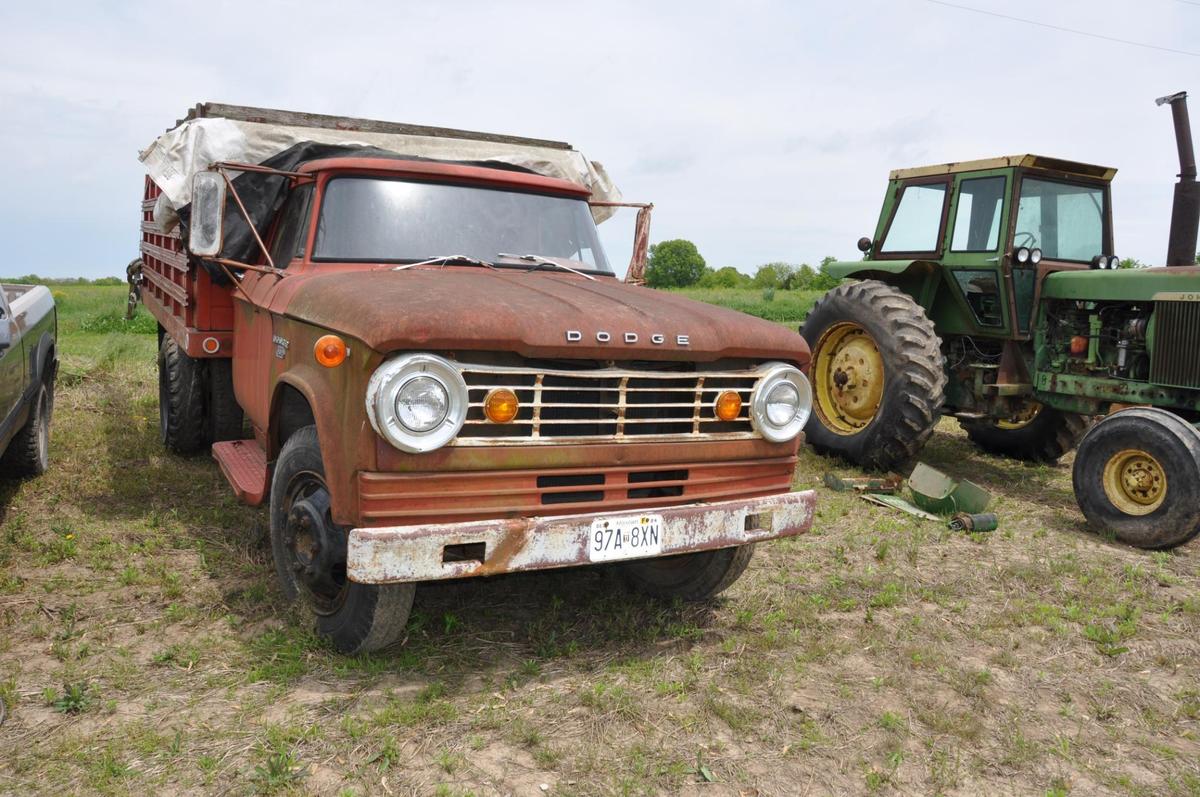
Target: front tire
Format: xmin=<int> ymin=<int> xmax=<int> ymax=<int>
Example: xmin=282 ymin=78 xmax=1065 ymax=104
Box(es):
xmin=1 ymin=381 xmax=51 ymax=477
xmin=800 ymin=280 xmax=946 ymax=471
xmin=617 ymin=545 xmax=755 ymax=601
xmin=1072 ymin=408 xmax=1200 ymax=549
xmin=270 ymin=426 xmax=414 ymax=654
xmin=960 ymin=401 xmax=1091 ymax=462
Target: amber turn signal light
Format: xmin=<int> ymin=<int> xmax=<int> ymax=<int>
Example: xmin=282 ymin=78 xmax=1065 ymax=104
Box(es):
xmin=715 ymin=390 xmax=742 ymax=421
xmin=314 ymin=334 xmax=347 ymax=367
xmin=484 ymin=388 xmax=520 ymax=423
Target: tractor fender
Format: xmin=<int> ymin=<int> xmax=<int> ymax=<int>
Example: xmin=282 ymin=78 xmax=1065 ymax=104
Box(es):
xmin=823 ymin=259 xmax=940 ymax=282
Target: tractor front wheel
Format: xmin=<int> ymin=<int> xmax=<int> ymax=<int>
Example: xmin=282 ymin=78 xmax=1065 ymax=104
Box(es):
xmin=799 ymin=280 xmax=946 ymax=471
xmin=960 ymin=401 xmax=1091 ymax=462
xmin=1072 ymin=408 xmax=1200 ymax=549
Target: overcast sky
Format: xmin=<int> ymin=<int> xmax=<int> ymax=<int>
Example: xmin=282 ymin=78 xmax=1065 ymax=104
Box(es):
xmin=1 ymin=0 xmax=1196 ymax=279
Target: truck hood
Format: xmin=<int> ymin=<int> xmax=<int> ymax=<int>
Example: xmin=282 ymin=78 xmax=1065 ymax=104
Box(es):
xmin=1042 ymin=265 xmax=1200 ymax=301
xmin=282 ymin=268 xmax=810 ymax=365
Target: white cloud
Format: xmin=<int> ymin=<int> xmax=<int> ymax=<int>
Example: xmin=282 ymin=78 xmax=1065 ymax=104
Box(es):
xmin=0 ymin=0 xmax=1196 ymax=277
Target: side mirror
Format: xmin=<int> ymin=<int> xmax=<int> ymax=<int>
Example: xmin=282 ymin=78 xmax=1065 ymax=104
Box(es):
xmin=0 ymin=318 xmax=11 ymax=352
xmin=190 ymin=171 xmax=227 ymax=257
xmin=857 ymin=236 xmax=873 ymax=253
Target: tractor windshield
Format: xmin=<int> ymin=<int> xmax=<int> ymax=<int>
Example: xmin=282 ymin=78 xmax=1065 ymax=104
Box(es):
xmin=1013 ymin=178 xmax=1105 ymax=262
xmin=312 ymin=176 xmax=612 ymax=273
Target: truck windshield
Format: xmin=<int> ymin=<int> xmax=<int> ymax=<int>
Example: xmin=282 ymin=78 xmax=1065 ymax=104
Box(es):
xmin=1014 ymin=178 xmax=1105 ymax=262
xmin=313 ymin=176 xmax=612 ymax=273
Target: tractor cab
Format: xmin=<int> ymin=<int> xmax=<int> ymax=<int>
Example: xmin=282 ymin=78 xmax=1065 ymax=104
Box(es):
xmin=842 ymin=155 xmax=1117 ymax=340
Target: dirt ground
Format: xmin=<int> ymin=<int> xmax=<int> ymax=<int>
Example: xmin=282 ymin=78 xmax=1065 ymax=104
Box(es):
xmin=1 ymin=310 xmax=1198 ymax=796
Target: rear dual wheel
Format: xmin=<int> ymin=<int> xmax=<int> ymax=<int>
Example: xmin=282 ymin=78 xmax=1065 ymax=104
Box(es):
xmin=1073 ymin=408 xmax=1200 ymax=549
xmin=157 ymin=335 xmax=244 ymax=455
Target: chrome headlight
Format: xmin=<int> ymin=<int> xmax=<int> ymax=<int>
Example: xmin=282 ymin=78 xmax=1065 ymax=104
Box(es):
xmin=750 ymin=363 xmax=812 ymax=443
xmin=366 ymin=354 xmax=468 ymax=453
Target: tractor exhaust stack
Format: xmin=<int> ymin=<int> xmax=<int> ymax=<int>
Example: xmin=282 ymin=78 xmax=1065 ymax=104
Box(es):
xmin=1157 ymin=91 xmax=1199 ymax=267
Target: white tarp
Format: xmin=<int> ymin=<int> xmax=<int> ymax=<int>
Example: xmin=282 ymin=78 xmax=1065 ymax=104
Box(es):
xmin=139 ymin=117 xmax=621 ymax=223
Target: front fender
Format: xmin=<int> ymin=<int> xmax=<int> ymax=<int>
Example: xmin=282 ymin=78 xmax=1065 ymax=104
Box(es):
xmin=273 ymin=364 xmax=377 ymax=526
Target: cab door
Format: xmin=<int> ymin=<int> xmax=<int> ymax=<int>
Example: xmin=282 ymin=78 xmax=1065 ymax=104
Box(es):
xmin=940 ymin=170 xmax=1012 ymax=338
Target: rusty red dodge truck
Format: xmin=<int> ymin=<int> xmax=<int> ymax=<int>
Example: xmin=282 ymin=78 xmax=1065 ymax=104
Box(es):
xmin=133 ymin=104 xmax=816 ymax=653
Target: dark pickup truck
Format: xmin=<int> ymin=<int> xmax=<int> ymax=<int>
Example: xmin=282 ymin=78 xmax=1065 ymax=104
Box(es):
xmin=0 ymin=283 xmax=57 ymax=476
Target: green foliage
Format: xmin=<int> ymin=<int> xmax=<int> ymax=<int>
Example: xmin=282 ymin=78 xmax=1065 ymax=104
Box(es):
xmin=748 ymin=258 xmax=843 ymax=292
xmin=697 ymin=266 xmax=751 ymax=289
xmin=1117 ymin=258 xmax=1145 ymax=269
xmin=1 ymin=274 xmax=123 ymax=286
xmin=645 ymin=239 xmax=706 ymax=288
xmin=753 ymin=262 xmax=795 ymax=289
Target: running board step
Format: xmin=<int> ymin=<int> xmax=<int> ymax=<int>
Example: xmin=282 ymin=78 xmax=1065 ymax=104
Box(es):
xmin=212 ymin=440 xmax=269 ymax=506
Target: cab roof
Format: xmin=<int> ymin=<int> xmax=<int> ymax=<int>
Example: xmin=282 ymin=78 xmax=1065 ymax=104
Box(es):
xmin=298 ymin=156 xmax=592 ymax=198
xmin=890 ymin=154 xmax=1117 ymax=182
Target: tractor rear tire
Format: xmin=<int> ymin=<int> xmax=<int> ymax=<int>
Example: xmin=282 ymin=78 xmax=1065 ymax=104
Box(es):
xmin=617 ymin=545 xmax=755 ymax=601
xmin=960 ymin=403 xmax=1091 ymax=462
xmin=158 ymin=336 xmax=207 ymax=456
xmin=800 ymin=280 xmax=946 ymax=471
xmin=1072 ymin=408 xmax=1200 ymax=549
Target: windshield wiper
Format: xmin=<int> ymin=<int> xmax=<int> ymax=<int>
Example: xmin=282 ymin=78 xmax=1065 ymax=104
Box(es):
xmin=497 ymin=253 xmax=597 ymax=282
xmin=390 ymin=255 xmax=497 ymax=272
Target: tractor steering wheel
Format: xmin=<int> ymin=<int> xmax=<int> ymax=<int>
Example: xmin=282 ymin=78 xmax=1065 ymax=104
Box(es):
xmin=1013 ymin=231 xmax=1038 ymax=249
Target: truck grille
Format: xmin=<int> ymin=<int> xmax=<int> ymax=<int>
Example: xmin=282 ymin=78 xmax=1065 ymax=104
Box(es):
xmin=454 ymin=362 xmax=766 ymax=445
xmin=1150 ymin=301 xmax=1200 ymax=389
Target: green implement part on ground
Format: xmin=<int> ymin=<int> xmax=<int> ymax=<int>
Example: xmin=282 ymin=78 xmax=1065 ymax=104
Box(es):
xmin=801 ymin=90 xmax=1200 ymax=550
xmin=907 ymin=463 xmax=991 ymax=515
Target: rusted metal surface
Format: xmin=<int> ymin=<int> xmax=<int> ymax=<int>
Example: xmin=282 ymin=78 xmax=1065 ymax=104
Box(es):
xmin=212 ymin=439 xmax=269 ymax=504
xmin=357 ymin=454 xmax=797 ymax=526
xmin=283 ymin=267 xmax=810 ymax=365
xmin=346 ymin=489 xmax=817 ymax=584
xmin=589 ymin=200 xmax=654 ymax=284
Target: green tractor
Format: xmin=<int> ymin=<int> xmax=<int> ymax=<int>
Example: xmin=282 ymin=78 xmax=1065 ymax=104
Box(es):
xmin=801 ymin=91 xmax=1200 ymax=549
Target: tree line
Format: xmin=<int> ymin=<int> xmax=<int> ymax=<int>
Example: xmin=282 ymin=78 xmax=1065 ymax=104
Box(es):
xmin=643 ymin=239 xmax=842 ymax=291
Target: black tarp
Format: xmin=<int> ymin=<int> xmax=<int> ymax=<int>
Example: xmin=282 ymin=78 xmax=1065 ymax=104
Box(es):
xmin=177 ymin=141 xmax=535 ymax=281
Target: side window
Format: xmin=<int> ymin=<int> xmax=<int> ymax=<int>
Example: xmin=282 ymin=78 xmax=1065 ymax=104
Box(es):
xmin=951 ymin=176 xmax=1005 ymax=252
xmin=268 ymin=184 xmax=314 ymax=268
xmin=952 ymin=269 xmax=1004 ymax=327
xmin=880 ymin=183 xmax=947 ymax=253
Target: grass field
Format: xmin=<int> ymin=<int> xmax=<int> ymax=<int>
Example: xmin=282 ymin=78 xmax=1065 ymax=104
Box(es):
xmin=669 ymin=288 xmax=823 ymax=325
xmin=0 ymin=284 xmax=1198 ymax=796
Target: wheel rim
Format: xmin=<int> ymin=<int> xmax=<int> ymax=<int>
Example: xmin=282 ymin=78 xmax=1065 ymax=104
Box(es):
xmin=1102 ymin=448 xmax=1167 ymax=516
xmin=995 ymin=401 xmax=1042 ymax=430
xmin=282 ymin=470 xmax=349 ymax=615
xmin=811 ymin=322 xmax=885 ymax=435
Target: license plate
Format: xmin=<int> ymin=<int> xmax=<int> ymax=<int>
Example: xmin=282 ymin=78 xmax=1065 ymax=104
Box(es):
xmin=588 ymin=513 xmax=665 ymax=562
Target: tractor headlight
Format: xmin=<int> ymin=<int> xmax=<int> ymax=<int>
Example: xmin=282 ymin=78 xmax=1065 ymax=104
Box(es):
xmin=1029 ymin=248 xmax=1043 ymax=265
xmin=366 ymin=353 xmax=467 ymax=452
xmin=751 ymin=363 xmax=812 ymax=443
xmin=1015 ymin=247 xmax=1031 ymax=264
xmin=1109 ymin=255 xmax=1121 ymax=269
